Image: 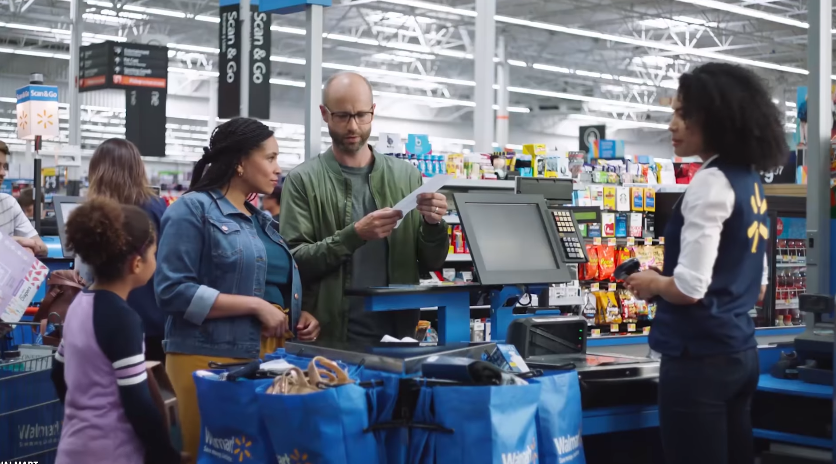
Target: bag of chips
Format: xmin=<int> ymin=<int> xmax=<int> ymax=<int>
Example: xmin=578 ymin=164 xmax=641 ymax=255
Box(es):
xmin=584 ymin=244 xmax=599 ymax=281
xmin=598 ymin=245 xmax=616 ymax=281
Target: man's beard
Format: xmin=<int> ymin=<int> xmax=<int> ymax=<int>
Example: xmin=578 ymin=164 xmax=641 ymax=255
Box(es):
xmin=330 ymin=127 xmax=370 ymax=154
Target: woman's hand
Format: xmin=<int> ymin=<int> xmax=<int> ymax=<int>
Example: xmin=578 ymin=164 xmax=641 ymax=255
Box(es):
xmin=255 ymin=301 xmax=289 ymax=338
xmin=296 ymin=311 xmax=321 ymax=341
xmin=625 ymin=271 xmax=663 ymax=301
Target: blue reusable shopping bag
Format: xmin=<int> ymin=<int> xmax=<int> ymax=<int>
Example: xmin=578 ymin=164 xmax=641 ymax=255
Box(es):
xmin=361 ymin=369 xmax=407 ymax=464
xmin=256 ymin=382 xmax=380 ymax=464
xmin=193 ymin=372 xmax=275 ymax=464
xmin=530 ymin=372 xmax=586 ymax=464
xmin=431 ymin=383 xmax=542 ymax=464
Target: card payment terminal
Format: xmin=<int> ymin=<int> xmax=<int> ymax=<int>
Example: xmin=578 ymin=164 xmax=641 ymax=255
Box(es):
xmin=551 ymin=208 xmax=588 ymax=263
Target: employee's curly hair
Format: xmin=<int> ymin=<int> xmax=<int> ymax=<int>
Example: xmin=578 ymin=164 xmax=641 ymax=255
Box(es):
xmin=65 ymin=198 xmax=155 ymax=281
xmin=677 ymin=62 xmax=787 ymax=172
xmin=189 ymin=117 xmax=275 ymax=192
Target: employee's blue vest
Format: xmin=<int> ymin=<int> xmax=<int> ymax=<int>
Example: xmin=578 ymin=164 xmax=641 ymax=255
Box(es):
xmin=649 ymin=160 xmax=766 ymax=357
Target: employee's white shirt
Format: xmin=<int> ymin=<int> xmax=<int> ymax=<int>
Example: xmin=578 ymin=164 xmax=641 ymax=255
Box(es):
xmin=673 ymin=155 xmax=769 ymax=301
xmin=0 ymin=193 xmax=37 ymax=238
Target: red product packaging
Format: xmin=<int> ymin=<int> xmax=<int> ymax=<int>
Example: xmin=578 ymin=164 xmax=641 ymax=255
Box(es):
xmin=598 ymin=245 xmax=616 ymax=281
xmin=584 ymin=244 xmax=599 ymax=281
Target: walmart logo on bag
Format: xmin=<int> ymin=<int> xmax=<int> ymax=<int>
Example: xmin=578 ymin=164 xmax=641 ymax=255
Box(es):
xmin=553 ymin=432 xmax=582 ymax=463
xmin=203 ymin=428 xmax=253 ymax=462
xmin=501 ymin=438 xmax=538 ymax=464
xmin=276 ymin=449 xmax=312 ymax=464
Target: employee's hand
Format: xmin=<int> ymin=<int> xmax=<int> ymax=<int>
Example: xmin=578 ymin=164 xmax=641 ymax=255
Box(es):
xmin=255 ymin=301 xmax=289 ymax=338
xmin=625 ymin=271 xmax=662 ymax=301
xmin=355 ymin=208 xmax=403 ymax=241
xmin=13 ymin=237 xmax=36 ymax=255
xmin=416 ymin=193 xmax=447 ymax=225
xmin=296 ymin=311 xmax=320 ymax=341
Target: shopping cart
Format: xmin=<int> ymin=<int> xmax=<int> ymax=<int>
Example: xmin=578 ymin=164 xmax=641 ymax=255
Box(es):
xmin=0 ymin=321 xmax=63 ymax=464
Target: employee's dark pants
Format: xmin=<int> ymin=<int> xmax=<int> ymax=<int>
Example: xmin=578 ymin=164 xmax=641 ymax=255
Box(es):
xmin=658 ymin=348 xmax=759 ymax=464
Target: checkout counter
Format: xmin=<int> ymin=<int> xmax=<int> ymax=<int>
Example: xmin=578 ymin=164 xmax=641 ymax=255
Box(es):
xmin=278 ymin=179 xmax=834 ymax=463
xmin=280 ymin=186 xmax=664 ymax=463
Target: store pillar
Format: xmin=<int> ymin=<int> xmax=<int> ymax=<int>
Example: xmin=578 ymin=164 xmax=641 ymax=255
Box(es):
xmin=260 ymin=0 xmax=330 ymax=159
xmin=805 ymin=0 xmax=831 ymax=312
xmin=474 ymin=0 xmax=496 ymax=153
xmin=495 ymin=35 xmax=510 ymax=150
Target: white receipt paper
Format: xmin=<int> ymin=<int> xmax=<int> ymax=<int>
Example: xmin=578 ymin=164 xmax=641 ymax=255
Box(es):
xmin=393 ymin=175 xmax=449 ymax=228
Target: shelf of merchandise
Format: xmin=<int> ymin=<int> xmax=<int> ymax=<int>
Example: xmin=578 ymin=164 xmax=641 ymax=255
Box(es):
xmin=776 ymin=262 xmax=806 ymax=268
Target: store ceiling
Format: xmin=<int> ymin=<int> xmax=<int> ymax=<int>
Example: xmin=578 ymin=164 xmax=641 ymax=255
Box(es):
xmin=0 ymin=0 xmax=816 ymax=138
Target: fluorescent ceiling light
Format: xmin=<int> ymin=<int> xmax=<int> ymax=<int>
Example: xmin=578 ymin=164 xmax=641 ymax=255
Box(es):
xmin=195 ymin=15 xmax=220 ymax=23
xmin=168 ymin=43 xmax=219 ymax=54
xmin=167 ymin=67 xmax=219 ymax=77
xmin=121 ymin=5 xmax=187 ymax=18
xmin=507 ymin=59 xmax=527 ymax=67
xmin=56 ymin=0 xmax=113 ymax=6
xmin=271 ymin=25 xmax=306 ymax=35
xmin=271 ymin=56 xmax=307 ymax=65
xmin=674 ymin=0 xmax=809 ymax=29
xmin=269 ymin=78 xmax=307 ymax=88
xmin=569 ymin=114 xmax=669 ymax=130
xmin=374 ymin=0 xmax=477 ymax=17
xmin=373 ymin=0 xmax=809 ymax=75
xmin=509 ymin=86 xmax=673 ymax=113
xmin=323 ymin=62 xmax=476 ymax=87
xmin=496 ymin=15 xmax=806 ymax=75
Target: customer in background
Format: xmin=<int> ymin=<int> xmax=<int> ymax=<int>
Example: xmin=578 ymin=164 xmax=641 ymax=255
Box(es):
xmin=280 ymin=72 xmax=449 ymax=343
xmin=16 ymin=187 xmax=59 ymax=236
xmin=51 ymin=197 xmax=181 ymax=464
xmin=262 ymin=185 xmax=282 ymax=222
xmin=16 ymin=187 xmax=39 ymax=219
xmin=155 ymin=117 xmax=318 ymax=462
xmin=625 ymin=63 xmax=786 ymax=464
xmin=0 ymin=141 xmax=47 ymax=256
xmin=79 ymin=138 xmax=168 ymax=363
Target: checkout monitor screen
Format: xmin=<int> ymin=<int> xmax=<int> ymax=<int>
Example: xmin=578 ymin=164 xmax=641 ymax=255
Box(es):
xmin=465 ymin=203 xmax=558 ymax=271
xmin=60 ymin=202 xmax=81 ymax=223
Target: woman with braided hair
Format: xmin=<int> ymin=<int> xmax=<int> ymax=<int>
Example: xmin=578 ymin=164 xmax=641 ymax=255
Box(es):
xmin=155 ymin=117 xmax=319 ymax=461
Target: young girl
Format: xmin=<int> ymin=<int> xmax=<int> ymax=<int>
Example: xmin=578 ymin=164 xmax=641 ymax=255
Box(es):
xmin=51 ymin=198 xmax=181 ymax=464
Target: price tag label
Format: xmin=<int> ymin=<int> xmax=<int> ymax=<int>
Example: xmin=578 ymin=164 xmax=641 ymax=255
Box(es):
xmin=607 ymin=238 xmax=617 ymax=246
xmin=608 ymin=283 xmax=617 ymax=291
xmin=658 ymin=237 xmax=665 ymax=245
xmin=627 ymin=237 xmax=635 ymax=246
xmin=590 ymin=329 xmax=601 ymax=337
xmin=610 ymin=324 xmax=620 ymax=332
xmin=628 ymin=323 xmax=636 ymax=332
xmin=593 ymin=237 xmax=602 ymax=245
xmin=590 ymin=283 xmax=599 ymax=292
xmin=642 ymin=327 xmax=651 ymax=335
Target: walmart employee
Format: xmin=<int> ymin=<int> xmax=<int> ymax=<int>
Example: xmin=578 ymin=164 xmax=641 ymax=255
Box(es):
xmin=625 ymin=63 xmax=784 ymax=464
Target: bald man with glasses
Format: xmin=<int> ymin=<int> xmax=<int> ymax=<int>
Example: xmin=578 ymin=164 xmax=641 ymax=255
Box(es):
xmin=280 ymin=72 xmax=449 ymax=344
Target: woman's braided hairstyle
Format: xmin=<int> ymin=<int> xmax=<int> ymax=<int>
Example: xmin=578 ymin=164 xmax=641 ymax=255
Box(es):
xmin=189 ymin=117 xmax=275 ymax=193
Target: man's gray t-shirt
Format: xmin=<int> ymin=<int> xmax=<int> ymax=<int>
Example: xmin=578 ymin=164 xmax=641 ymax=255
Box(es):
xmin=341 ymin=164 xmax=399 ymax=343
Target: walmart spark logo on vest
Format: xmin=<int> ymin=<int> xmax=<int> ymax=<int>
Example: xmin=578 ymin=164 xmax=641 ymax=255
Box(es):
xmin=203 ymin=428 xmax=253 ymax=462
xmin=501 ymin=438 xmax=538 ymax=464
xmin=553 ymin=432 xmax=582 ymax=463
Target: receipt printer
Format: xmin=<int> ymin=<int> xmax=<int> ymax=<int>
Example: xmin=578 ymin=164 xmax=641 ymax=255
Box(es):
xmin=506 ymin=315 xmax=587 ymax=358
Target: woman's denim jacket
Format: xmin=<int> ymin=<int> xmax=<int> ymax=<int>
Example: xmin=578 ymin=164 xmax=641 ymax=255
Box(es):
xmin=155 ymin=189 xmax=302 ymax=359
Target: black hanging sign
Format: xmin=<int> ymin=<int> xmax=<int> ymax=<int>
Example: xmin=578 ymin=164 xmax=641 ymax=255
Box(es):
xmin=218 ymin=0 xmax=271 ymax=119
xmin=79 ymin=42 xmax=168 ymax=92
xmin=125 ymin=88 xmax=167 ymax=157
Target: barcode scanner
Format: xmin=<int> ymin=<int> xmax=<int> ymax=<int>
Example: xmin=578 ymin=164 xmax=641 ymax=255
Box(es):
xmin=614 ymin=258 xmax=642 ymax=281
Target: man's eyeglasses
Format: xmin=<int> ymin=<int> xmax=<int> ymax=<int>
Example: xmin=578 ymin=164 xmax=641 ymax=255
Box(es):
xmin=324 ymin=107 xmax=374 ymax=126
